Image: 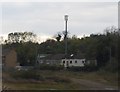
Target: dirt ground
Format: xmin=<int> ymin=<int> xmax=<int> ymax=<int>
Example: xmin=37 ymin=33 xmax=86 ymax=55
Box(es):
xmin=71 ymin=78 xmax=118 ymax=90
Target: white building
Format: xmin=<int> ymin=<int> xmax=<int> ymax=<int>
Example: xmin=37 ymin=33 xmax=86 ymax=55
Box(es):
xmin=36 ymin=54 xmax=87 ymax=68
xmin=61 ymin=59 xmax=86 ymax=68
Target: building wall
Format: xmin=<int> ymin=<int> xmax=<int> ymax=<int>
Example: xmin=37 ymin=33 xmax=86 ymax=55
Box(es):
xmin=5 ymin=50 xmax=17 ymax=68
xmin=38 ymin=60 xmax=61 ymax=65
xmin=86 ymin=60 xmax=97 ymax=66
xmin=37 ymin=58 xmax=86 ymax=68
xmin=61 ymin=59 xmax=86 ymax=67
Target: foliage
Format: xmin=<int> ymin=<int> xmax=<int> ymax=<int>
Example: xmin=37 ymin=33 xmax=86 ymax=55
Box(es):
xmin=7 ymin=32 xmax=36 ymax=43
xmin=35 ymin=64 xmax=64 ymax=70
xmin=2 ymin=26 xmax=119 ymax=72
xmin=46 ymin=76 xmax=71 ymax=83
xmin=67 ymin=66 xmax=98 ymax=72
xmin=55 ymin=33 xmax=62 ymax=42
xmin=11 ymin=70 xmax=71 ymax=83
xmin=16 ymin=42 xmax=38 ymax=66
xmin=103 ymin=58 xmax=118 ymax=73
xmin=11 ymin=70 xmax=44 ymax=80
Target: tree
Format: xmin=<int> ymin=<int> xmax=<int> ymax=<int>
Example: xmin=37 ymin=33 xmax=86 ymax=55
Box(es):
xmin=16 ymin=42 xmax=38 ymax=66
xmin=3 ymin=26 xmax=118 ymax=72
xmin=7 ymin=32 xmax=37 ymax=44
xmin=8 ymin=33 xmax=14 ymax=43
xmin=55 ymin=33 xmax=62 ymax=42
xmin=21 ymin=32 xmax=36 ymax=42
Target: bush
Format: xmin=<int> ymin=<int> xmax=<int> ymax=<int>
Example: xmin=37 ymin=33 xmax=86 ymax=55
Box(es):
xmin=67 ymin=66 xmax=84 ymax=71
xmin=36 ymin=64 xmax=64 ymax=70
xmin=103 ymin=59 xmax=118 ymax=73
xmin=11 ymin=70 xmax=44 ymax=80
xmin=84 ymin=65 xmax=98 ymax=72
xmin=67 ymin=66 xmax=98 ymax=72
xmin=46 ymin=76 xmax=71 ymax=83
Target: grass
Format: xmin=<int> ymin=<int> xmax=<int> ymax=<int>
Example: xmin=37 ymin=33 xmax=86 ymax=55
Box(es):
xmin=37 ymin=70 xmax=118 ymax=86
xmin=39 ymin=70 xmax=117 ymax=82
xmin=3 ymin=82 xmax=82 ymax=90
xmin=2 ymin=70 xmax=118 ymax=90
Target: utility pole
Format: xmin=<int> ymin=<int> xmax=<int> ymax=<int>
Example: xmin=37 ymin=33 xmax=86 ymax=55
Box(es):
xmin=64 ymin=15 xmax=68 ymax=56
xmin=109 ymin=47 xmax=111 ymax=63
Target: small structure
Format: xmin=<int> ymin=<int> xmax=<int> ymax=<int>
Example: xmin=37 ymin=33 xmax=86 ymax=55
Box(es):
xmin=36 ymin=54 xmax=86 ymax=68
xmin=37 ymin=54 xmax=65 ymax=65
xmin=61 ymin=59 xmax=86 ymax=68
xmin=85 ymin=59 xmax=97 ymax=66
xmin=2 ymin=48 xmax=17 ymax=69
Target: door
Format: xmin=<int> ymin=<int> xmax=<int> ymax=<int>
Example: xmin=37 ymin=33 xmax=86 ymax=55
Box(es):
xmin=66 ymin=61 xmax=69 ymax=67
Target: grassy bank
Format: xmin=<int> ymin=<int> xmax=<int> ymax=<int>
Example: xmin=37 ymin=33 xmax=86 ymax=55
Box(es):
xmin=2 ymin=70 xmax=118 ymax=90
xmin=35 ymin=70 xmax=118 ymax=86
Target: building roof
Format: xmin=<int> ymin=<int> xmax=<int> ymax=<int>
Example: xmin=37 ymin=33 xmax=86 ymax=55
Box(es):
xmin=40 ymin=54 xmax=66 ymax=60
xmin=38 ymin=53 xmax=85 ymax=60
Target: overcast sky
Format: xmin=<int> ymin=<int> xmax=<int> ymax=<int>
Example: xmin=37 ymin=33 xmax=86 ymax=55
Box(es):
xmin=1 ymin=2 xmax=118 ymax=42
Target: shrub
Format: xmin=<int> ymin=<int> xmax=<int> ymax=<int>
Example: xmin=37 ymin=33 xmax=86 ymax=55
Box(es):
xmin=103 ymin=59 xmax=118 ymax=73
xmin=11 ymin=70 xmax=44 ymax=80
xmin=67 ymin=66 xmax=84 ymax=71
xmin=36 ymin=64 xmax=64 ymax=70
xmin=46 ymin=76 xmax=71 ymax=83
xmin=67 ymin=66 xmax=98 ymax=72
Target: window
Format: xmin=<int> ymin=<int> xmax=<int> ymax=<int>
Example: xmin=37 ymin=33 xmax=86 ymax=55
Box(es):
xmin=82 ymin=61 xmax=85 ymax=63
xmin=40 ymin=61 xmax=43 ymax=63
xmin=75 ymin=61 xmax=77 ymax=63
xmin=63 ymin=61 xmax=65 ymax=63
xmin=46 ymin=62 xmax=50 ymax=64
xmin=70 ymin=61 xmax=72 ymax=64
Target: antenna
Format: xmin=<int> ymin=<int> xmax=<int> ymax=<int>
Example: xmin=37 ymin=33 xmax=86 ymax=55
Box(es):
xmin=64 ymin=15 xmax=68 ymax=56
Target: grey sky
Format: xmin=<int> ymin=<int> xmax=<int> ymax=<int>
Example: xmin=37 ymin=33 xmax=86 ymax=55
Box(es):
xmin=1 ymin=2 xmax=118 ymax=41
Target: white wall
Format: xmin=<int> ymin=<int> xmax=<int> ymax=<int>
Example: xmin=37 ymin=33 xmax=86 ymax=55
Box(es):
xmin=61 ymin=59 xmax=86 ymax=67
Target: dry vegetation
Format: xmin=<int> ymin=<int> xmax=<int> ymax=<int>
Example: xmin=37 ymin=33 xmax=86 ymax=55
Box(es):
xmin=2 ymin=69 xmax=118 ymax=90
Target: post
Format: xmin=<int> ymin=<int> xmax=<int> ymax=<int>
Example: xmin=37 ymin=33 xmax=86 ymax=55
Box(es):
xmin=64 ymin=15 xmax=68 ymax=56
xmin=109 ymin=47 xmax=111 ymax=63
